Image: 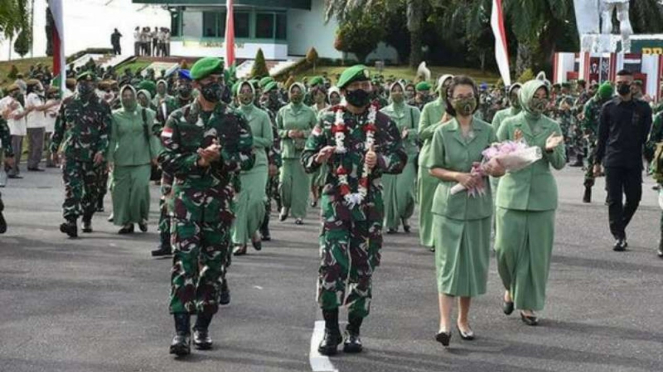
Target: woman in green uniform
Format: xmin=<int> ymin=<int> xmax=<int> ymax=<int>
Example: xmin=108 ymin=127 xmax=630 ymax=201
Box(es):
xmin=495 ymin=79 xmax=565 ymax=326
xmin=426 ymin=76 xmax=504 ymax=346
xmin=108 ymin=85 xmax=160 ymax=234
xmin=381 ymin=82 xmax=420 ymax=233
xmin=418 ymin=75 xmax=453 ymax=250
xmin=309 ymin=84 xmax=331 ymax=208
xmin=232 ymin=81 xmax=274 ymax=255
xmin=277 ymin=83 xmax=317 ymax=224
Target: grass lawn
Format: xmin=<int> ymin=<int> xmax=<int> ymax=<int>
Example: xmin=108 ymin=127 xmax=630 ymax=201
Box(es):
xmin=115 ymin=58 xmax=153 ymax=74
xmin=0 ymin=57 xmax=53 ymax=89
xmin=294 ymin=65 xmax=501 ymax=85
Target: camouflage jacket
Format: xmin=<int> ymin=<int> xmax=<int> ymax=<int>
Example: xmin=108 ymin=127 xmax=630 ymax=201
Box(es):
xmin=0 ymin=118 xmax=14 ymax=157
xmin=50 ymin=95 xmax=112 ymax=162
xmin=302 ymin=105 xmax=407 ymax=221
xmin=261 ymin=102 xmax=283 ymax=168
xmin=581 ymin=96 xmax=604 ymax=137
xmin=158 ymin=100 xmax=255 ymax=222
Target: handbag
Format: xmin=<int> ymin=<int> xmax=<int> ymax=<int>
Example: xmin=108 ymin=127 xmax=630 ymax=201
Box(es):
xmin=141 ymin=108 xmax=162 ymax=181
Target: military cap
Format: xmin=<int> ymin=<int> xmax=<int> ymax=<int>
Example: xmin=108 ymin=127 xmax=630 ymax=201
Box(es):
xmin=6 ymin=83 xmax=19 ymax=93
xmin=138 ymin=80 xmax=157 ymax=97
xmin=597 ymin=82 xmax=614 ymax=99
xmin=26 ymin=79 xmax=41 ymax=86
xmin=416 ymin=81 xmax=432 ymax=91
xmin=337 ymin=65 xmax=370 ymax=89
xmin=178 ymin=69 xmax=192 ymax=81
xmin=263 ymin=81 xmax=278 ymax=92
xmin=259 ymin=76 xmax=274 ymax=88
xmin=76 ymin=71 xmax=97 ymax=82
xmin=190 ymin=57 xmax=224 ymax=81
xmin=309 ymin=76 xmax=324 ymax=87
xmin=561 ymin=82 xmax=571 ymax=88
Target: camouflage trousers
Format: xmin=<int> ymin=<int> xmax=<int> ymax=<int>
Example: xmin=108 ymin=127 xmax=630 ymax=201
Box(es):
xmin=318 ymin=218 xmax=383 ymax=319
xmin=158 ymin=172 xmax=173 ymax=234
xmin=169 ymin=219 xmax=231 ymax=316
xmin=584 ymin=140 xmax=597 ymax=187
xmin=62 ymin=160 xmax=102 ymax=220
xmin=97 ymin=162 xmax=109 ymax=204
xmin=265 ymin=174 xmax=281 ymax=213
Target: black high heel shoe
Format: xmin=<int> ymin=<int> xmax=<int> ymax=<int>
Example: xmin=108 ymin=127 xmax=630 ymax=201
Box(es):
xmin=520 ymin=312 xmax=539 ymax=326
xmin=457 ymin=324 xmax=475 ymax=340
xmin=503 ymin=301 xmax=514 ymax=315
xmin=435 ymin=331 xmax=451 ymax=347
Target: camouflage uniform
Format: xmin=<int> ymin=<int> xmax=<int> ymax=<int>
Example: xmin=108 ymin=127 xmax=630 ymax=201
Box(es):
xmin=301 ymin=105 xmax=407 ymax=319
xmin=581 ymin=96 xmax=604 ymax=188
xmin=158 ymin=99 xmax=254 ymax=316
xmin=50 ymin=94 xmax=111 ymax=223
xmin=645 ymin=113 xmax=663 ymax=255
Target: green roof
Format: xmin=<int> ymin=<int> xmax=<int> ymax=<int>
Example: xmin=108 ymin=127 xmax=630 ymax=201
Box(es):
xmin=132 ymin=0 xmax=311 ymax=9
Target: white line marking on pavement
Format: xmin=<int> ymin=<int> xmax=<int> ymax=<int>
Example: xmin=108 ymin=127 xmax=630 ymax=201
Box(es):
xmin=309 ymin=320 xmax=338 ymax=372
xmin=253 ymin=285 xmax=263 ymax=290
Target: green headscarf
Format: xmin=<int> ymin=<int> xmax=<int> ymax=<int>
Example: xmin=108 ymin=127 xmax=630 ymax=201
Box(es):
xmin=120 ymin=85 xmax=138 ymax=112
xmin=519 ymin=79 xmax=549 ymax=120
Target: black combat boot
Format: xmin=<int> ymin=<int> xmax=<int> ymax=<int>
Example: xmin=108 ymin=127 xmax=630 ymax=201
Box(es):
xmin=96 ymin=197 xmax=104 ymax=212
xmin=343 ymin=314 xmax=363 ymax=353
xmin=170 ymin=313 xmax=191 ymax=356
xmin=318 ymin=309 xmax=342 ymax=356
xmin=60 ymin=218 xmax=78 ymax=238
xmin=260 ymin=214 xmax=271 ymax=241
xmin=219 ymin=278 xmax=231 ymax=305
xmin=82 ymin=214 xmax=93 ymax=233
xmin=570 ymin=155 xmax=583 ymax=167
xmin=0 ymin=192 xmax=6 ymax=234
xmin=658 ymin=239 xmax=663 ymax=259
xmin=151 ymin=230 xmax=172 ymax=257
xmin=582 ymin=186 xmax=592 ymax=203
xmin=192 ymin=313 xmax=213 ymax=350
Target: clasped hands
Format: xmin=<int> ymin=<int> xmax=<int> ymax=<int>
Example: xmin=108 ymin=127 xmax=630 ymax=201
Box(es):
xmin=513 ymin=129 xmax=564 ymax=152
xmin=315 ymin=145 xmax=377 ymax=170
xmin=197 ymin=140 xmax=221 ymax=168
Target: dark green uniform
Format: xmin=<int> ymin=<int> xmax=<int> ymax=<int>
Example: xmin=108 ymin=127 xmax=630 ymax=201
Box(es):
xmin=581 ymin=96 xmax=603 ymax=188
xmin=646 ymin=113 xmax=663 ymax=256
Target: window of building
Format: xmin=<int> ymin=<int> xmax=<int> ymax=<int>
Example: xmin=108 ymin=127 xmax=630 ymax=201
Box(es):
xmin=169 ymin=9 xmax=181 ymax=37
xmin=203 ymin=11 xmax=219 ymax=37
xmin=275 ymin=13 xmax=287 ymax=40
xmin=235 ymin=12 xmax=250 ymax=38
xmin=256 ymin=13 xmax=274 ymax=39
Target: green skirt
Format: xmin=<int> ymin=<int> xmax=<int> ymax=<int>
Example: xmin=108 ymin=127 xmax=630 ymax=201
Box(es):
xmin=417 ymin=166 xmax=437 ymax=248
xmin=111 ymin=164 xmax=151 ymax=226
xmin=383 ymin=160 xmax=416 ymax=230
xmin=279 ymin=158 xmax=310 ymax=219
xmin=231 ymin=167 xmax=268 ymax=245
xmin=495 ymin=208 xmax=555 ymax=311
xmin=434 ymin=214 xmax=491 ymax=297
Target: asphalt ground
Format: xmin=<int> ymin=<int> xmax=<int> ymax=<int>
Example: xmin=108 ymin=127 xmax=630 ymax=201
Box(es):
xmin=0 ymin=166 xmax=661 ymax=372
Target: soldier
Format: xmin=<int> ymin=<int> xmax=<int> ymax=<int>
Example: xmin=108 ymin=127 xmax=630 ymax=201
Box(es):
xmin=159 ymin=57 xmax=254 ymax=356
xmin=557 ymin=96 xmax=576 ymax=162
xmin=412 ymin=81 xmax=432 ymax=111
xmin=301 ymin=65 xmax=407 ymax=355
xmin=581 ymin=83 xmax=614 ymax=203
xmin=646 ymin=111 xmax=663 ymax=258
xmin=50 ymin=71 xmax=112 ymax=237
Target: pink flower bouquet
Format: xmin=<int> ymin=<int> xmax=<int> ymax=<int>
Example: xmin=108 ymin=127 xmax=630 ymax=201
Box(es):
xmin=450 ymin=140 xmax=543 ymax=197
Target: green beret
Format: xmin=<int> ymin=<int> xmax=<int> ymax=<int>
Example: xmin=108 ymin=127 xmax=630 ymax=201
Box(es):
xmin=416 ymin=81 xmax=432 ymax=91
xmin=309 ymin=76 xmax=324 ymax=87
xmin=259 ymin=76 xmax=274 ymax=88
xmin=561 ymin=82 xmax=571 ymax=88
xmin=232 ymin=82 xmax=241 ymax=96
xmin=337 ymin=65 xmax=370 ymax=89
xmin=138 ymin=80 xmax=157 ymax=97
xmin=76 ymin=71 xmax=97 ymax=82
xmin=263 ymin=81 xmax=278 ymax=92
xmin=190 ymin=57 xmax=224 ymax=81
xmin=597 ymin=82 xmax=614 ymax=100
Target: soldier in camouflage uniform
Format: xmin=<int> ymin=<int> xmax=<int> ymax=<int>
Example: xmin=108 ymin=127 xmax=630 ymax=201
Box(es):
xmin=557 ymin=96 xmax=576 ymax=162
xmin=645 ymin=111 xmax=663 ymax=258
xmin=152 ymin=69 xmax=194 ymax=257
xmin=302 ymin=65 xmax=407 ymax=356
xmin=50 ymin=71 xmax=112 ymax=237
xmin=158 ymin=57 xmax=254 ymax=356
xmin=260 ymin=80 xmax=285 ymax=240
xmin=581 ymin=83 xmax=614 ymax=203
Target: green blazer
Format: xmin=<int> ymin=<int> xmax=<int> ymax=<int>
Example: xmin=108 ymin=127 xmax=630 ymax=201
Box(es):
xmin=418 ymin=99 xmax=446 ymax=167
xmin=381 ymin=102 xmax=420 ymax=158
xmin=424 ymin=118 xmax=496 ymax=221
xmin=109 ymin=107 xmax=160 ymax=166
xmin=496 ymin=113 xmax=566 ymax=211
xmin=276 ymin=103 xmax=317 ymax=159
xmin=239 ymin=104 xmax=274 ymax=169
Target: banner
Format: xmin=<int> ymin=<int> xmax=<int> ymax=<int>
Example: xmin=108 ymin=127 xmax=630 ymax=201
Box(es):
xmin=491 ymin=0 xmax=511 ymax=86
xmin=48 ymin=0 xmax=65 ymax=92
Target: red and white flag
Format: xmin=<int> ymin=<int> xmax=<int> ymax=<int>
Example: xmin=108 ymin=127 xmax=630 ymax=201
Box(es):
xmin=491 ymin=0 xmax=511 ymax=86
xmin=225 ymin=0 xmax=236 ymax=69
xmin=48 ymin=0 xmax=65 ymax=92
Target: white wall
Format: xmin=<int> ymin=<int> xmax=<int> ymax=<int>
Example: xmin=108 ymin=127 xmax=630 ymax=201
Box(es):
xmin=171 ymin=41 xmax=288 ymax=60
xmin=287 ymin=0 xmax=342 ymax=59
xmin=182 ymin=11 xmax=203 ymax=39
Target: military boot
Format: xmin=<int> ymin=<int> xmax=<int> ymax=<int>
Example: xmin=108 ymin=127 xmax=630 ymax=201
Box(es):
xmin=260 ymin=214 xmax=271 ymax=241
xmin=82 ymin=214 xmax=93 ymax=233
xmin=0 ymin=192 xmax=6 ymax=234
xmin=219 ymin=278 xmax=231 ymax=305
xmin=318 ymin=309 xmax=342 ymax=356
xmin=170 ymin=313 xmax=191 ymax=356
xmin=60 ymin=218 xmax=78 ymax=238
xmin=582 ymin=186 xmax=592 ymax=203
xmin=570 ymin=155 xmax=584 ymax=167
xmin=151 ymin=230 xmax=172 ymax=257
xmin=192 ymin=313 xmax=213 ymax=350
xmin=343 ymin=314 xmax=363 ymax=353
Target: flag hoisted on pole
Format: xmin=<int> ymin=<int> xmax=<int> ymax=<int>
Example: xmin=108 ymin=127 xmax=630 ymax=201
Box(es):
xmin=48 ymin=0 xmax=66 ymax=93
xmin=225 ymin=0 xmax=236 ymax=69
xmin=491 ymin=0 xmax=511 ymax=86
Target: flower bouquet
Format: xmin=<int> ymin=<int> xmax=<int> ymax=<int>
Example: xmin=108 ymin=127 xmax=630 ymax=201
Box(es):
xmin=450 ymin=140 xmax=542 ymax=197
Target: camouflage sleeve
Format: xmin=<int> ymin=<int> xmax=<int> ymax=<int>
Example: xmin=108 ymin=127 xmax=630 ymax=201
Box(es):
xmin=50 ymin=104 xmax=66 ymax=154
xmin=375 ymin=116 xmax=407 ymax=175
xmin=218 ymin=113 xmax=255 ymax=172
xmin=158 ymin=112 xmax=202 ymax=177
xmin=301 ymin=114 xmax=330 ymax=174
xmin=645 ymin=114 xmax=663 ymax=162
xmin=0 ymin=118 xmax=13 ymax=157
xmin=580 ymin=101 xmax=593 ymax=133
xmin=96 ymin=104 xmax=112 ymax=157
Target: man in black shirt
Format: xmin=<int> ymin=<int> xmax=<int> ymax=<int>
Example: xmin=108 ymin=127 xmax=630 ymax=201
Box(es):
xmin=593 ymin=70 xmax=652 ymax=251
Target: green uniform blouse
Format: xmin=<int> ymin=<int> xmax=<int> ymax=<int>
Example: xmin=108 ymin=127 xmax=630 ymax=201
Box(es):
xmin=109 ymin=107 xmax=161 ymax=166
xmin=276 ymin=103 xmax=317 ymax=159
xmin=381 ymin=102 xmax=420 ymax=158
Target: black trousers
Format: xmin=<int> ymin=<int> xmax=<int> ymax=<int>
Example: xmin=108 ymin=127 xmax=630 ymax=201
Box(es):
xmin=605 ymin=166 xmax=642 ymax=240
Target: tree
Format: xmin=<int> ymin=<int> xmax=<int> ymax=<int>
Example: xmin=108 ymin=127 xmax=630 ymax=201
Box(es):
xmin=306 ymin=47 xmax=319 ymax=72
xmin=45 ymin=6 xmax=54 ymax=56
xmin=250 ymin=48 xmax=270 ymax=78
xmin=334 ymin=8 xmax=386 ymax=64
xmin=14 ymin=28 xmax=30 ymax=57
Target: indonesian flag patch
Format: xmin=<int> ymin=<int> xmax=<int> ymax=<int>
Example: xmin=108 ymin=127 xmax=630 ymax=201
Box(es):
xmin=312 ymin=125 xmax=322 ymax=137
xmin=161 ymin=127 xmax=173 ymax=139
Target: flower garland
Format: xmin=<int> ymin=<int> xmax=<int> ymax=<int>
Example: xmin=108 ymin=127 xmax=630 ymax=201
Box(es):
xmin=332 ymin=104 xmax=378 ymax=208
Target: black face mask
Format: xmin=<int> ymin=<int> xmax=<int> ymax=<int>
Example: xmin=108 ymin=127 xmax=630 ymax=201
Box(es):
xmin=200 ymin=81 xmax=223 ymax=103
xmin=178 ymin=84 xmax=192 ymax=99
xmin=78 ymin=83 xmax=95 ymax=98
xmin=617 ymin=83 xmax=631 ymax=96
xmin=345 ymin=89 xmax=371 ymax=107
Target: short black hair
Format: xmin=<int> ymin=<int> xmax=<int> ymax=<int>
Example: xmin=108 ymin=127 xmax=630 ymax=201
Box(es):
xmin=444 ymin=75 xmax=480 ymax=117
xmin=617 ymin=69 xmax=633 ymax=77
